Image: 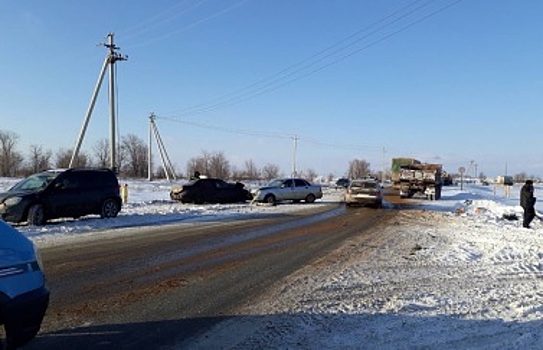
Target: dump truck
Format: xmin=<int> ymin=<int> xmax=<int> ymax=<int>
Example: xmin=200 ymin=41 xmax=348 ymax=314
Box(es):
xmin=392 ymin=158 xmax=443 ymax=200
xmin=391 ymin=158 xmax=421 ymax=188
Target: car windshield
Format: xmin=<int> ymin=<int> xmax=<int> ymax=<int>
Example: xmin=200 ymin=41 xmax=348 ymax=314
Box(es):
xmin=10 ymin=172 xmax=59 ymax=191
xmin=267 ymin=179 xmax=285 ymax=187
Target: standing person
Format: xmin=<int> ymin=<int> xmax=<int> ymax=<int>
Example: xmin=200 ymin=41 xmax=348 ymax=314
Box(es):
xmin=520 ymin=180 xmax=536 ymax=228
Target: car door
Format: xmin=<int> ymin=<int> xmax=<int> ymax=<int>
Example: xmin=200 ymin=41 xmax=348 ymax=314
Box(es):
xmin=293 ymin=179 xmax=311 ymax=200
xmin=274 ymin=179 xmax=294 ymax=201
xmin=45 ymin=173 xmax=86 ymax=218
xmin=210 ymin=179 xmax=229 ymax=203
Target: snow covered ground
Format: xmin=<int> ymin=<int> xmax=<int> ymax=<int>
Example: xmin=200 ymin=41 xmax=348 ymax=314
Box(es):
xmin=176 ymin=183 xmax=543 ymax=350
xmin=2 ymin=178 xmax=543 ymax=349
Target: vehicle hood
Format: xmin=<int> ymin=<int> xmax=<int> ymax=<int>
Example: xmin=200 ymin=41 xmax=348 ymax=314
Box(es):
xmin=0 ymin=220 xmax=36 ymax=266
xmin=0 ymin=189 xmax=35 ymax=202
xmin=256 ymin=185 xmax=280 ymax=191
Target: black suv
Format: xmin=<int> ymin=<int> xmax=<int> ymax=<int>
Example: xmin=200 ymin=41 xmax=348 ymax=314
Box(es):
xmin=0 ymin=168 xmax=122 ymax=225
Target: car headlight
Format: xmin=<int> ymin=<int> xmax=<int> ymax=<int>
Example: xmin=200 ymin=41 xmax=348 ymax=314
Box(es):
xmin=4 ymin=196 xmax=22 ymax=207
xmin=33 ymin=244 xmax=45 ymax=272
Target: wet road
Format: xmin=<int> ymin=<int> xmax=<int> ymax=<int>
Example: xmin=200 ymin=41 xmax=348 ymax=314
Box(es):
xmin=24 ymin=201 xmax=399 ymax=349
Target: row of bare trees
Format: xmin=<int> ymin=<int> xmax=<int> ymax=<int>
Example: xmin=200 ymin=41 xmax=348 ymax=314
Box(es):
xmin=0 ymin=130 xmax=149 ymax=178
xmin=0 ymin=129 xmax=304 ymax=180
xmin=0 ymin=129 xmax=379 ymax=181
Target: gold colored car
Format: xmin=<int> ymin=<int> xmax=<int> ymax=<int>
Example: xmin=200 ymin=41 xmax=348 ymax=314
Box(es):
xmin=344 ymin=179 xmax=383 ymax=208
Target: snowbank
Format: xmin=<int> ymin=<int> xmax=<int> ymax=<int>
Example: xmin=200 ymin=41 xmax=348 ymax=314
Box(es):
xmin=2 ymin=178 xmax=543 ymax=349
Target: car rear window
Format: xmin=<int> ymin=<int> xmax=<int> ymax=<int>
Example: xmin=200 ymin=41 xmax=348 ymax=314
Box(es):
xmin=351 ymin=181 xmax=378 ymax=189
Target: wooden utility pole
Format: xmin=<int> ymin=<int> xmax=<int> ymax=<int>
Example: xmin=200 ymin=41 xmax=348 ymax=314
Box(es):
xmin=70 ymin=33 xmax=127 ymax=172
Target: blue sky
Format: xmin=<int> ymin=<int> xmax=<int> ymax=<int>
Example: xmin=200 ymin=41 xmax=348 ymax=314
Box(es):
xmin=1 ymin=0 xmax=542 ymax=178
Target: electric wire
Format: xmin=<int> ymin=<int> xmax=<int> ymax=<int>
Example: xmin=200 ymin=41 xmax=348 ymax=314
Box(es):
xmin=121 ymin=0 xmax=248 ymax=50
xmin=162 ymin=0 xmax=462 ymax=119
xmin=165 ymin=0 xmax=437 ymax=117
xmin=120 ymin=0 xmax=209 ymax=42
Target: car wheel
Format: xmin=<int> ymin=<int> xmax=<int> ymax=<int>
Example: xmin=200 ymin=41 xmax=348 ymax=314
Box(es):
xmin=101 ymin=199 xmax=120 ymax=218
xmin=27 ymin=204 xmax=45 ymax=226
xmin=264 ymin=194 xmax=276 ymax=205
xmin=305 ymin=194 xmax=316 ymax=203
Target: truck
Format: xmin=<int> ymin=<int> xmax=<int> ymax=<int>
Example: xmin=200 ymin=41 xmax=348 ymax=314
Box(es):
xmin=391 ymin=158 xmax=443 ymax=200
xmin=391 ymin=158 xmax=421 ymax=188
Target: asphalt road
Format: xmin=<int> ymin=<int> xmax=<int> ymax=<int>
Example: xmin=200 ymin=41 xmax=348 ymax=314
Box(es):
xmin=23 ymin=201 xmax=398 ymax=349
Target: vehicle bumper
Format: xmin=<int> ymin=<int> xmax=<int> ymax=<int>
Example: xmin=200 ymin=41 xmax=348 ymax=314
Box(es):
xmin=0 ymin=286 xmax=50 ymax=348
xmin=0 ymin=203 xmax=27 ymax=223
xmin=345 ymin=195 xmax=381 ymax=206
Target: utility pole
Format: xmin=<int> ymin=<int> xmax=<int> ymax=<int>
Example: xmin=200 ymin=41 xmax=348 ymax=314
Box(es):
xmin=70 ymin=33 xmax=127 ymax=171
xmin=148 ymin=114 xmax=177 ymax=181
xmin=292 ymin=135 xmax=298 ymax=177
xmin=382 ymin=147 xmax=386 ymax=184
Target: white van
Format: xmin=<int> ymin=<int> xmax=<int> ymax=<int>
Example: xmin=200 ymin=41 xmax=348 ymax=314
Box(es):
xmin=0 ymin=219 xmax=49 ymax=349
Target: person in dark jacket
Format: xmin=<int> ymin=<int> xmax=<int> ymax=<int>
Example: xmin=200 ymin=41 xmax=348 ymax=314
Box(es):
xmin=520 ymin=180 xmax=536 ymax=228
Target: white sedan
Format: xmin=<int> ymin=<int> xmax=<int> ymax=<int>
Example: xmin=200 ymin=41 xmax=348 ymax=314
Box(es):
xmin=252 ymin=178 xmax=323 ymax=205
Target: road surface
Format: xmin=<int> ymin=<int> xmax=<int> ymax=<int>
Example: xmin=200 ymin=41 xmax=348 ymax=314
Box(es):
xmin=24 ymin=201 xmax=399 ymax=349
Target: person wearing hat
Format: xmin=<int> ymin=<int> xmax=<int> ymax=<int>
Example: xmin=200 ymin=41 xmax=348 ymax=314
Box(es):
xmin=520 ymin=180 xmax=536 ymax=228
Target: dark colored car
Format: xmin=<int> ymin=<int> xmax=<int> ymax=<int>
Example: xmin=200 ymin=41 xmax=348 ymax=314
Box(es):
xmin=0 ymin=168 xmax=122 ymax=225
xmin=335 ymin=178 xmax=350 ymax=188
xmin=170 ymin=178 xmax=252 ymax=204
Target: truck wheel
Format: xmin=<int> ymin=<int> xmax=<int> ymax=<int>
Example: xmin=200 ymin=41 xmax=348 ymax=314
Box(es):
xmin=27 ymin=204 xmax=45 ymax=226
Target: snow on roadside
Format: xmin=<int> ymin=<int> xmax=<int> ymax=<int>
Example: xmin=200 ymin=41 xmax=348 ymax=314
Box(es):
xmin=3 ymin=176 xmax=543 ymax=348
xmin=179 ymin=184 xmax=543 ymax=349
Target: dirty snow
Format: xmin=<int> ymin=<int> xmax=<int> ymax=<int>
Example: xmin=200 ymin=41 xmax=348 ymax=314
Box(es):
xmin=2 ymin=178 xmax=543 ymax=349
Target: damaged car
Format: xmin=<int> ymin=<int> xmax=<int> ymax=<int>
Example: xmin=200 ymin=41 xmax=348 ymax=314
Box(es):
xmin=170 ymin=178 xmax=252 ymax=204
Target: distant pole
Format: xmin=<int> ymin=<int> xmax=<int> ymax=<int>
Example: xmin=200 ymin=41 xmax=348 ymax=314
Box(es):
xmin=382 ymin=147 xmax=386 ymax=184
xmin=148 ymin=113 xmax=154 ymax=181
xmin=292 ymin=135 xmax=298 ymax=177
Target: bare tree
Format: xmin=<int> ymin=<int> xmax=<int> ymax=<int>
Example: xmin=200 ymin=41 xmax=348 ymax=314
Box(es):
xmin=242 ymin=159 xmax=259 ymax=180
xmin=187 ymin=150 xmax=230 ymax=179
xmin=93 ymin=138 xmax=110 ymax=168
xmin=209 ymin=151 xmax=230 ymax=179
xmin=304 ymin=168 xmax=318 ymax=182
xmin=0 ymin=130 xmax=23 ymax=176
xmin=56 ymin=148 xmax=89 ymax=168
xmin=27 ymin=144 xmax=52 ymax=174
xmin=261 ymin=163 xmax=280 ymax=181
xmin=348 ymin=159 xmax=371 ymax=179
xmin=230 ymin=165 xmax=243 ymax=181
xmin=120 ymin=134 xmax=148 ymax=178
xmin=514 ymin=172 xmax=528 ymax=183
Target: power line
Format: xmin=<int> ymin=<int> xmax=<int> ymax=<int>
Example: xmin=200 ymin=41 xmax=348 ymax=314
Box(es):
xmin=120 ymin=0 xmax=248 ymax=50
xmin=155 ymin=115 xmax=383 ymax=153
xmin=162 ymin=0 xmax=462 ymax=119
